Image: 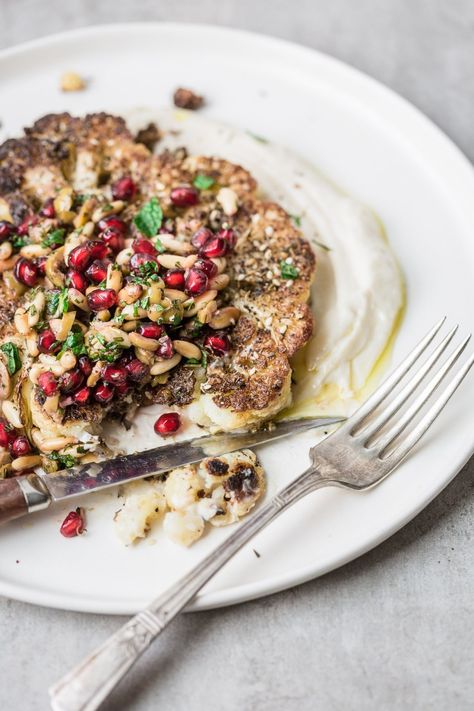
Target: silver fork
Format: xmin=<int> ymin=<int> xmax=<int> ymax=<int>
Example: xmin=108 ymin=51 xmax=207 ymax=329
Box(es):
xmin=49 ymin=318 xmax=474 ymax=711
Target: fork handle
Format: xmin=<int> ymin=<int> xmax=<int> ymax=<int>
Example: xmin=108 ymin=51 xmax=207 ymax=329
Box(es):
xmin=49 ymin=466 xmax=330 ymax=711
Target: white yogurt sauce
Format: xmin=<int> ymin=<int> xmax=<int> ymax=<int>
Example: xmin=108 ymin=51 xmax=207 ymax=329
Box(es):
xmin=104 ymin=108 xmax=404 ymax=452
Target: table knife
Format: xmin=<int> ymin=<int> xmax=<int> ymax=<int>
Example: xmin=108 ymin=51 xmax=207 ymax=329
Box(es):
xmin=0 ymin=415 xmax=343 ymax=526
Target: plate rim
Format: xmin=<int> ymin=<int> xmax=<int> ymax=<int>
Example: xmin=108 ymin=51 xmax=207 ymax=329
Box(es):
xmin=0 ymin=22 xmax=473 ymax=614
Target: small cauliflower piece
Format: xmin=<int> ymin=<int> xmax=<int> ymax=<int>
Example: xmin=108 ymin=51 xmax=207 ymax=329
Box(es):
xmin=163 ymin=510 xmax=205 ymax=547
xmin=164 ymin=464 xmax=204 ymax=510
xmin=114 ymin=478 xmax=166 ymax=545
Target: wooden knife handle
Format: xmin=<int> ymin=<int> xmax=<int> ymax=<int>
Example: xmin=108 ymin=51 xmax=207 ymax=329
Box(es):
xmin=0 ymin=474 xmax=50 ymax=526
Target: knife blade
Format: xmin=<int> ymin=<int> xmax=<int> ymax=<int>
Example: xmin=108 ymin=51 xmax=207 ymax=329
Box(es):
xmin=39 ymin=415 xmax=343 ymax=502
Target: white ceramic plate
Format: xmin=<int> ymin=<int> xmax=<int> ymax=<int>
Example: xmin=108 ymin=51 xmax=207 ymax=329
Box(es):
xmin=0 ymin=24 xmax=473 ymax=614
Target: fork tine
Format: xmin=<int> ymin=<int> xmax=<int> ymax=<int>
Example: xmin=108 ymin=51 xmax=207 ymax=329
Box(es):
xmin=349 ymin=317 xmax=446 ymax=434
xmin=381 ymin=351 xmax=474 ymax=463
xmin=360 ymin=324 xmax=459 ymax=441
xmin=371 ymin=335 xmax=471 ymax=454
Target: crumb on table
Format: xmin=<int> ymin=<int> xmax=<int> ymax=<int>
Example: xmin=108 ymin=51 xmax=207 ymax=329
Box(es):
xmin=173 ymin=87 xmax=204 ymax=110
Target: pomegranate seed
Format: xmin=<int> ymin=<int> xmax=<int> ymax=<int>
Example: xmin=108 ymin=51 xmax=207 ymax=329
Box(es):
xmin=74 ymin=387 xmax=91 ymax=405
xmin=191 ymin=227 xmax=213 ymax=251
xmin=170 ymin=186 xmax=199 ymax=207
xmin=39 ymin=198 xmax=56 ymax=218
xmin=37 ymin=329 xmax=60 ymax=355
xmin=87 ymin=288 xmax=117 ymax=311
xmin=97 ymin=215 xmax=127 ymax=234
xmin=163 ymin=269 xmax=185 ymax=289
xmin=130 ymin=252 xmax=158 ymax=274
xmin=185 ymin=268 xmax=208 ymax=296
xmin=132 ymin=237 xmax=157 ymax=256
xmin=78 ymin=355 xmax=93 ymax=377
xmin=11 ymin=436 xmax=31 ymax=458
xmin=35 ymin=256 xmax=48 ymax=276
xmin=204 ymin=333 xmax=231 ymax=356
xmin=217 ymin=228 xmax=236 ymax=248
xmin=17 ymin=214 xmax=38 ymax=236
xmin=156 ymin=335 xmax=174 ymax=359
xmin=89 ymin=240 xmax=112 ymax=260
xmin=114 ymin=382 xmax=131 ymax=395
xmin=98 ymin=229 xmax=124 ymax=253
xmin=0 ymin=221 xmax=15 ymax=242
xmin=137 ymin=322 xmax=163 ymax=339
xmin=112 ymin=177 xmax=137 ymax=201
xmin=94 ymin=382 xmax=115 ymax=404
xmin=86 ymin=260 xmax=109 ymax=284
xmin=14 ymin=258 xmax=39 ymax=287
xmin=199 ymin=236 xmax=228 ymax=259
xmin=67 ymin=269 xmax=88 ymax=292
xmin=125 ymin=358 xmax=149 ymax=381
xmin=154 ymin=412 xmax=181 ymax=436
xmin=0 ymin=421 xmax=15 ymax=448
xmin=60 ymin=508 xmax=85 ymax=537
xmin=102 ymin=364 xmax=128 ymax=385
xmin=68 ymin=244 xmax=92 ymax=272
xmin=59 ymin=368 xmax=84 ymax=394
xmin=193 ymin=258 xmax=218 ymax=279
xmin=38 ymin=371 xmax=58 ymax=396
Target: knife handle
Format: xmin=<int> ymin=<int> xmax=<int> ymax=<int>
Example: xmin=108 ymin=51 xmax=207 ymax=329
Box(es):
xmin=0 ymin=473 xmax=50 ymax=525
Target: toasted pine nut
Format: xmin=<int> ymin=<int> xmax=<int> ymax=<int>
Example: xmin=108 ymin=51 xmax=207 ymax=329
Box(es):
xmin=26 ymin=334 xmax=39 ymax=357
xmin=0 ymin=241 xmax=12 ymax=260
xmin=121 ymin=304 xmax=147 ymax=320
xmin=150 ymin=353 xmax=182 ymax=375
xmin=129 ymin=332 xmax=160 ymax=351
xmin=0 ymin=360 xmax=12 ymax=400
xmin=38 ymin=354 xmax=64 ymax=376
xmin=27 ymin=291 xmax=46 ymax=327
xmin=14 ymin=308 xmax=31 ymax=335
xmin=92 ymin=325 xmax=130 ymax=347
xmin=197 ymin=300 xmax=218 ymax=324
xmin=148 ymin=304 xmax=165 ymax=322
xmin=157 ymin=254 xmax=186 ymax=270
xmin=12 ymin=455 xmax=42 ymax=472
xmin=73 ymin=198 xmax=97 ymax=229
xmin=118 ymin=282 xmax=142 ymax=305
xmin=116 ymin=248 xmax=133 ymax=267
xmin=173 ymin=340 xmax=202 ymax=360
xmin=92 ymin=201 xmax=124 ymax=223
xmin=0 ymin=254 xmax=20 ymax=273
xmin=0 ymin=450 xmax=11 ymax=466
xmin=59 ymin=351 xmax=77 ymax=371
xmin=121 ymin=320 xmax=138 ymax=332
xmin=68 ymin=287 xmax=90 ymax=311
xmin=44 ymin=394 xmax=60 ymax=415
xmin=163 ymin=288 xmax=187 ymax=302
xmin=147 ymin=282 xmax=162 ymax=305
xmin=209 ymin=274 xmax=230 ymax=290
xmin=96 ymin=309 xmax=111 ymax=322
xmin=38 ymin=436 xmax=78 ymax=453
xmin=157 ymin=234 xmax=194 ymax=255
xmin=85 ymin=285 xmax=97 ymax=296
xmin=60 ymin=71 xmax=85 ymax=92
xmin=20 ymin=244 xmax=50 ymax=259
xmin=29 ymin=364 xmax=44 ymax=384
xmin=183 ymin=255 xmax=198 ymax=270
xmin=210 ymin=257 xmax=227 ymax=274
xmin=209 ymin=306 xmax=241 ymax=329
xmin=106 ymin=263 xmax=122 ymax=292
xmin=183 ymin=289 xmax=218 ymax=318
xmin=135 ymin=347 xmax=154 ymax=365
xmin=87 ymin=361 xmax=104 ymax=387
xmin=2 ymin=400 xmax=23 ymax=428
xmin=217 ymin=187 xmax=239 ymax=216
xmin=51 ymin=311 xmax=75 ymax=341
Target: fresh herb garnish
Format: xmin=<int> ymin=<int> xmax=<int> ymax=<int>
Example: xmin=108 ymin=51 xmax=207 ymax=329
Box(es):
xmin=58 ymin=330 xmax=86 ymax=358
xmin=185 ymin=349 xmax=208 ymax=369
xmin=138 ymin=260 xmax=160 ymax=279
xmin=139 ymin=296 xmax=150 ymax=311
xmin=153 ymin=237 xmax=165 ymax=253
xmin=280 ymin=260 xmax=300 ymax=280
xmin=89 ymin=334 xmax=125 ymax=363
xmin=290 ymin=214 xmax=302 ymax=227
xmin=49 ymin=451 xmax=77 ymax=469
xmin=58 ymin=287 xmax=69 ymax=314
xmin=12 ymin=235 xmax=27 ymax=249
xmin=193 ymin=174 xmax=215 ymax=190
xmin=133 ymin=197 xmax=163 ymax=237
xmin=46 ymin=290 xmax=60 ymax=316
xmin=0 ymin=342 xmax=21 ymax=375
xmin=314 ymin=240 xmax=331 ymax=252
xmin=41 ymin=228 xmax=65 ymax=249
xmin=246 ymin=130 xmax=268 ymax=144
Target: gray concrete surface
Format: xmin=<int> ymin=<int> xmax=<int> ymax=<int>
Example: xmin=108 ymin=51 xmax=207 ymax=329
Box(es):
xmin=0 ymin=2 xmax=473 ymax=710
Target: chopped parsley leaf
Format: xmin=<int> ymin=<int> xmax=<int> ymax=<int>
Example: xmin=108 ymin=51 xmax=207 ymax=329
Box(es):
xmin=314 ymin=240 xmax=331 ymax=252
xmin=49 ymin=451 xmax=77 ymax=469
xmin=58 ymin=330 xmax=86 ymax=358
xmin=193 ymin=174 xmax=215 ymax=190
xmin=153 ymin=237 xmax=165 ymax=253
xmin=290 ymin=214 xmax=302 ymax=227
xmin=0 ymin=342 xmax=22 ymax=375
xmin=12 ymin=235 xmax=27 ymax=249
xmin=41 ymin=228 xmax=65 ymax=249
xmin=133 ymin=197 xmax=163 ymax=237
xmin=280 ymin=261 xmax=300 ymax=280
xmin=246 ymin=130 xmax=269 ymax=144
